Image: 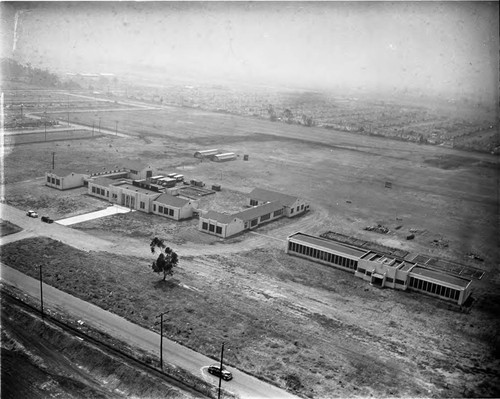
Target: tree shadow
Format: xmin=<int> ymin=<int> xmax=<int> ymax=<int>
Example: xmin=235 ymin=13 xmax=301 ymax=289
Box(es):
xmin=152 ymin=278 xmax=180 ymax=291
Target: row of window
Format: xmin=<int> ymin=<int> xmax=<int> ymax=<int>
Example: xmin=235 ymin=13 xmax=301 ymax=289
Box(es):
xmin=201 ymin=222 xmax=223 ymax=235
xmin=288 ymin=241 xmax=358 ymax=270
xmin=91 ymin=186 xmax=109 ymax=197
xmin=290 ymin=204 xmax=306 ymax=214
xmin=356 ymin=269 xmax=406 ymax=285
xmin=408 ymin=276 xmax=461 ymax=301
xmin=47 ymin=176 xmax=61 ymax=186
xmin=154 ymin=204 xmax=175 ymax=217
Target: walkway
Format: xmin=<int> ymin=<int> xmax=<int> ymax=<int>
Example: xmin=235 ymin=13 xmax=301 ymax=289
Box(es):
xmin=56 ymin=204 xmax=133 ymax=226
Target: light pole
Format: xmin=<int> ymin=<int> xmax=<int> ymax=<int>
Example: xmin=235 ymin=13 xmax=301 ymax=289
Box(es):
xmin=156 ymin=311 xmax=168 ymax=370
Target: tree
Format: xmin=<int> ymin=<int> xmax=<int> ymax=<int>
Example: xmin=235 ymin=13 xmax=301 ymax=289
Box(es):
xmin=150 ymin=237 xmax=179 ymax=280
xmin=283 ymin=108 xmax=294 ymax=124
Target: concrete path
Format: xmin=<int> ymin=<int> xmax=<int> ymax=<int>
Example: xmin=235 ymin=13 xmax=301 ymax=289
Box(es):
xmin=56 ymin=204 xmax=133 ymax=226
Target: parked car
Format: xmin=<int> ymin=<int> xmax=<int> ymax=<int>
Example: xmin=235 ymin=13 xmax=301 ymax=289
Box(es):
xmin=207 ymin=364 xmax=233 ymax=381
xmin=26 ymin=210 xmax=39 ymax=218
xmin=41 ymin=216 xmax=54 ymax=224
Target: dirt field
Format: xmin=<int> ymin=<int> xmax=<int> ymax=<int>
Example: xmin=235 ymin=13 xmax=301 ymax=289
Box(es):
xmin=2 ymin=88 xmax=499 ymax=398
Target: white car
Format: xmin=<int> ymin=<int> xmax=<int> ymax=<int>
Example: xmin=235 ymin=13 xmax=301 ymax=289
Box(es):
xmin=26 ymin=210 xmax=39 ymax=218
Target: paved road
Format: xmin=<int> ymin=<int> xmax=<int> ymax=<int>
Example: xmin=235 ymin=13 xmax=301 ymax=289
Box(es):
xmin=0 ymin=204 xmax=298 ymax=399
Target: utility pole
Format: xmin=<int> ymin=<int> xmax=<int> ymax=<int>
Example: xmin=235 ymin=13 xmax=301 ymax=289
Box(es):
xmin=156 ymin=311 xmax=168 ymax=370
xmin=37 ymin=264 xmax=44 ymax=320
xmin=218 ymin=342 xmax=225 ymax=399
xmin=52 ymin=152 xmax=55 ymax=170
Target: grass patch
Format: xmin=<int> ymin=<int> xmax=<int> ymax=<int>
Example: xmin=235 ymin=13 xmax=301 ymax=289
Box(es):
xmin=0 ymin=219 xmax=22 ymax=237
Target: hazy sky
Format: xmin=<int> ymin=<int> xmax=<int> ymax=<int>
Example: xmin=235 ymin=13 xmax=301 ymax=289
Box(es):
xmin=1 ymin=1 xmax=498 ymax=99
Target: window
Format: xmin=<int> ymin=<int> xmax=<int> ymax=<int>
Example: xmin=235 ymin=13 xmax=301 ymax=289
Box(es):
xmin=153 ymin=204 xmax=156 ymax=211
xmin=244 ymin=222 xmax=248 ymax=229
xmin=216 ymin=226 xmax=222 ymax=234
xmin=297 ymin=206 xmax=300 ymax=212
xmin=273 ymin=209 xmax=283 ymax=217
xmin=250 ymin=199 xmax=258 ymax=206
xmin=357 ymin=268 xmax=366 ymax=274
xmin=366 ymin=271 xmax=372 ymax=276
xmin=112 ymin=193 xmax=117 ymax=199
xmin=47 ymin=176 xmax=51 ymax=182
xmin=130 ymin=169 xmax=138 ymax=174
xmin=159 ymin=206 xmax=164 ymax=213
xmin=251 ymin=218 xmax=258 ymax=227
xmin=202 ymin=222 xmax=208 ymax=230
xmin=386 ymin=277 xmax=394 ymax=283
xmin=301 ymin=204 xmax=304 ymax=210
xmin=56 ymin=179 xmax=60 ymax=185
xmin=291 ymin=208 xmax=294 ymax=214
xmin=92 ymin=186 xmax=96 ymax=193
xmin=209 ymin=224 xmax=215 ymax=232
xmin=169 ymin=209 xmax=174 ymax=216
xmin=140 ymin=201 xmax=145 ymax=209
xmin=261 ymin=213 xmax=270 ymax=222
xmin=395 ymin=279 xmax=406 ymax=285
xmin=52 ymin=177 xmax=55 ymax=183
xmin=106 ymin=191 xmax=109 ymax=197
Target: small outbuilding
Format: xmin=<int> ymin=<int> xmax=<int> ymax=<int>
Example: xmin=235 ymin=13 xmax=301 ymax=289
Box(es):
xmin=211 ymin=152 xmax=237 ymax=162
xmin=194 ymin=149 xmax=219 ymax=159
xmin=46 ymin=169 xmax=89 ymax=190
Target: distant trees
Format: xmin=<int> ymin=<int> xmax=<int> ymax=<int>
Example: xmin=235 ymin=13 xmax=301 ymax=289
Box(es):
xmin=1 ymin=58 xmax=80 ymax=89
xmin=267 ymin=104 xmax=277 ymax=122
xmin=302 ymin=114 xmax=314 ymax=127
xmin=283 ymin=108 xmax=294 ymax=124
xmin=150 ymin=237 xmax=179 ymax=281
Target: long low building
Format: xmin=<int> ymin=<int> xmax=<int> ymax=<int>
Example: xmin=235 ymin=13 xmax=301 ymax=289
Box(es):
xmin=199 ymin=201 xmax=285 ymax=238
xmin=286 ymin=232 xmax=473 ymax=306
xmin=88 ymin=178 xmax=197 ymax=219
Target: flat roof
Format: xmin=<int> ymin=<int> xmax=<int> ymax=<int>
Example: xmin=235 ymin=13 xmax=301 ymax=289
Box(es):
xmin=289 ymin=233 xmax=368 ymax=258
xmin=409 ymin=266 xmax=471 ymax=288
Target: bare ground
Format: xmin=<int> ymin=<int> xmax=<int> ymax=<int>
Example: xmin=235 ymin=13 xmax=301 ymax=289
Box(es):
xmin=2 ymin=92 xmax=499 ymax=398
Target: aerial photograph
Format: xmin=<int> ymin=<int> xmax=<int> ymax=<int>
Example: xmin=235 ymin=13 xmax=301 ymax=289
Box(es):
xmin=0 ymin=1 xmax=498 ymax=398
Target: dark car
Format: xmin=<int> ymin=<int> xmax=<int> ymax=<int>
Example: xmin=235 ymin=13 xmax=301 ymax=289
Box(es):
xmin=41 ymin=216 xmax=54 ymax=223
xmin=207 ymin=364 xmax=233 ymax=381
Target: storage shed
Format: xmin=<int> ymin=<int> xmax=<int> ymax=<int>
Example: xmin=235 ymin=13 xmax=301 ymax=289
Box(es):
xmin=211 ymin=152 xmax=237 ymax=162
xmin=194 ymin=149 xmax=219 ymax=158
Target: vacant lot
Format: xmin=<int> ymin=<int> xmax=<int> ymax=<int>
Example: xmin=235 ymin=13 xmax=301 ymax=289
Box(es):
xmin=2 ymin=88 xmax=499 ymax=398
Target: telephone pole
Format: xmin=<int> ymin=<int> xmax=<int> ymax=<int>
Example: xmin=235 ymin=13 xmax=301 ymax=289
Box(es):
xmin=156 ymin=311 xmax=168 ymax=370
xmin=218 ymin=342 xmax=225 ymax=399
xmin=37 ymin=264 xmax=44 ymax=320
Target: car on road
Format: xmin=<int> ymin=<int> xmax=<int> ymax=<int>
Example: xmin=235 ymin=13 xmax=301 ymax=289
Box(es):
xmin=26 ymin=210 xmax=39 ymax=218
xmin=207 ymin=364 xmax=233 ymax=381
xmin=41 ymin=216 xmax=54 ymax=223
